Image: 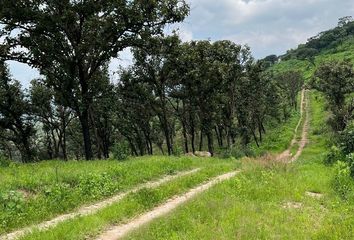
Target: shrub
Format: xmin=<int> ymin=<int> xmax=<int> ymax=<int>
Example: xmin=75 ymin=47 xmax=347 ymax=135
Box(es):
xmin=44 ymin=183 xmax=71 ymax=203
xmin=0 ymin=155 xmax=11 ymax=167
xmin=331 ymin=161 xmax=354 ymax=200
xmin=220 ymin=145 xmax=255 ymax=159
xmin=78 ymin=173 xmax=115 ymax=199
xmin=0 ymin=191 xmax=25 ymax=213
xmin=173 ymin=145 xmax=183 ymax=157
xmin=324 ymin=146 xmax=344 ymax=165
xmin=346 ymin=153 xmax=354 ymax=178
xmin=339 ymin=121 xmax=354 ymax=155
xmin=112 ymin=141 xmax=130 ymax=161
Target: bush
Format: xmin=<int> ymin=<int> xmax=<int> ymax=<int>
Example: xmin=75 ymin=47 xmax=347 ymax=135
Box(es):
xmin=220 ymin=145 xmax=255 ymax=159
xmin=346 ymin=153 xmax=354 ymax=178
xmin=324 ymin=146 xmax=344 ymax=165
xmin=112 ymin=141 xmax=130 ymax=161
xmin=0 ymin=191 xmax=25 ymax=213
xmin=44 ymin=183 xmax=71 ymax=203
xmin=339 ymin=121 xmax=354 ymax=154
xmin=331 ymin=161 xmax=354 ymax=200
xmin=0 ymin=155 xmax=11 ymax=167
xmin=78 ymin=173 xmax=115 ymax=199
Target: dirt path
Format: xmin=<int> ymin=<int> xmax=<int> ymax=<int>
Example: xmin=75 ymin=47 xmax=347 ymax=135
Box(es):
xmin=96 ymin=171 xmax=240 ymax=240
xmin=277 ymin=89 xmax=309 ymax=162
xmin=2 ymin=91 xmax=310 ymax=240
xmin=95 ymin=90 xmax=310 ymax=240
xmin=0 ymin=168 xmax=200 ymax=240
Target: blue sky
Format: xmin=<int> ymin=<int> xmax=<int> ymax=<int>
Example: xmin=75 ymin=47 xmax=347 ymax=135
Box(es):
xmin=7 ymin=0 xmax=354 ymax=88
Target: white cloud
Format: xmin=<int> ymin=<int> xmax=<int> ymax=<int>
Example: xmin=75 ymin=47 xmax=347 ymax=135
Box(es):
xmin=178 ymin=0 xmax=354 ymax=57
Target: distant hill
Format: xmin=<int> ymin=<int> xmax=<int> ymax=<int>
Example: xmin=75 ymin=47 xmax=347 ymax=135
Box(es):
xmin=264 ymin=16 xmax=354 ymax=80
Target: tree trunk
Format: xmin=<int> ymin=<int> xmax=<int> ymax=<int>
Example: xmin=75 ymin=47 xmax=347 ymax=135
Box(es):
xmin=190 ymin=114 xmax=196 ymax=153
xmin=252 ymin=129 xmax=260 ymax=148
xmin=199 ymin=131 xmax=203 ymax=151
xmin=206 ymin=131 xmax=214 ymax=156
xmin=182 ymin=120 xmax=189 ymax=153
xmin=20 ymin=138 xmax=33 ymax=163
xmin=79 ymin=110 xmax=93 ymax=160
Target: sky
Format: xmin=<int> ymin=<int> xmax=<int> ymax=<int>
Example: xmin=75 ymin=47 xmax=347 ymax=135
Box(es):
xmin=6 ymin=0 xmax=354 ymax=88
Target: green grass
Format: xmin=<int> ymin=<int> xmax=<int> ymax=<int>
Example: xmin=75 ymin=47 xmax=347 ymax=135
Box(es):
xmin=250 ymin=91 xmax=303 ymax=156
xmin=3 ymin=88 xmax=349 ymax=239
xmin=124 ymin=91 xmax=354 ymax=239
xmin=272 ymin=37 xmax=354 ymax=82
xmin=0 ymin=156 xmax=220 ymax=234
xmin=18 ymin=159 xmax=239 ymax=240
xmin=0 ymin=96 xmax=303 ymax=236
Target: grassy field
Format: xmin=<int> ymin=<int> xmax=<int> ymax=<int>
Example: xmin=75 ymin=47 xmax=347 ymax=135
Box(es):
xmin=18 ymin=161 xmax=238 ymax=240
xmin=124 ymin=91 xmax=354 ymax=239
xmin=4 ymin=91 xmax=351 ymax=240
xmin=0 ymin=88 xmax=303 ymax=239
xmin=0 ymin=156 xmax=234 ymax=234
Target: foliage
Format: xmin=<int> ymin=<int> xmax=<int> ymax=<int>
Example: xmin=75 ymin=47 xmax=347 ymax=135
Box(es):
xmin=112 ymin=141 xmax=130 ymax=161
xmin=346 ymin=153 xmax=354 ymax=178
xmin=78 ymin=173 xmax=115 ymax=199
xmin=331 ymin=161 xmax=354 ymax=200
xmin=0 ymin=191 xmax=25 ymax=213
xmin=339 ymin=121 xmax=354 ymax=154
xmin=324 ymin=146 xmax=345 ymax=165
xmin=0 ymin=62 xmax=36 ymax=162
xmin=275 ymin=70 xmax=304 ymax=111
xmin=0 ymin=0 xmax=189 ymax=160
xmin=0 ymin=154 xmax=11 ymax=167
xmin=312 ymin=60 xmax=354 ymax=131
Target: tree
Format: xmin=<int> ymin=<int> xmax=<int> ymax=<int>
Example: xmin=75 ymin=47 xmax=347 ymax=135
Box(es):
xmin=338 ymin=16 xmax=354 ymax=27
xmin=0 ymin=0 xmax=189 ymax=160
xmin=30 ymin=80 xmax=73 ymax=160
xmin=276 ymin=70 xmax=304 ymax=111
xmin=313 ymin=60 xmax=354 ymax=131
xmin=0 ymin=62 xmax=35 ymax=162
xmin=128 ymin=36 xmax=182 ymax=155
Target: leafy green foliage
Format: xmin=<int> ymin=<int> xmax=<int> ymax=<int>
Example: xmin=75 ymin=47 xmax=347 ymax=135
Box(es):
xmin=331 ymin=161 xmax=354 ymax=200
xmin=346 ymin=153 xmax=354 ymax=178
xmin=0 ymin=62 xmax=35 ymax=162
xmin=339 ymin=121 xmax=354 ymax=154
xmin=324 ymin=146 xmax=345 ymax=165
xmin=0 ymin=0 xmax=189 ymax=160
xmin=0 ymin=155 xmax=11 ymax=167
xmin=78 ymin=173 xmax=115 ymax=199
xmin=112 ymin=141 xmax=130 ymax=161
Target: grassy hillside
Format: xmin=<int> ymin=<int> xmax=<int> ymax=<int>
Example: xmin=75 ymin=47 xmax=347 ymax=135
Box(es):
xmin=271 ymin=36 xmax=354 ymax=81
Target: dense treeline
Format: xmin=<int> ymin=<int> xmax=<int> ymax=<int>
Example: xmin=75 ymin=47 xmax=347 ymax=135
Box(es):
xmin=0 ymin=38 xmax=302 ymax=162
xmin=312 ymin=60 xmax=354 ymax=175
xmin=0 ymin=0 xmax=302 ymax=162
